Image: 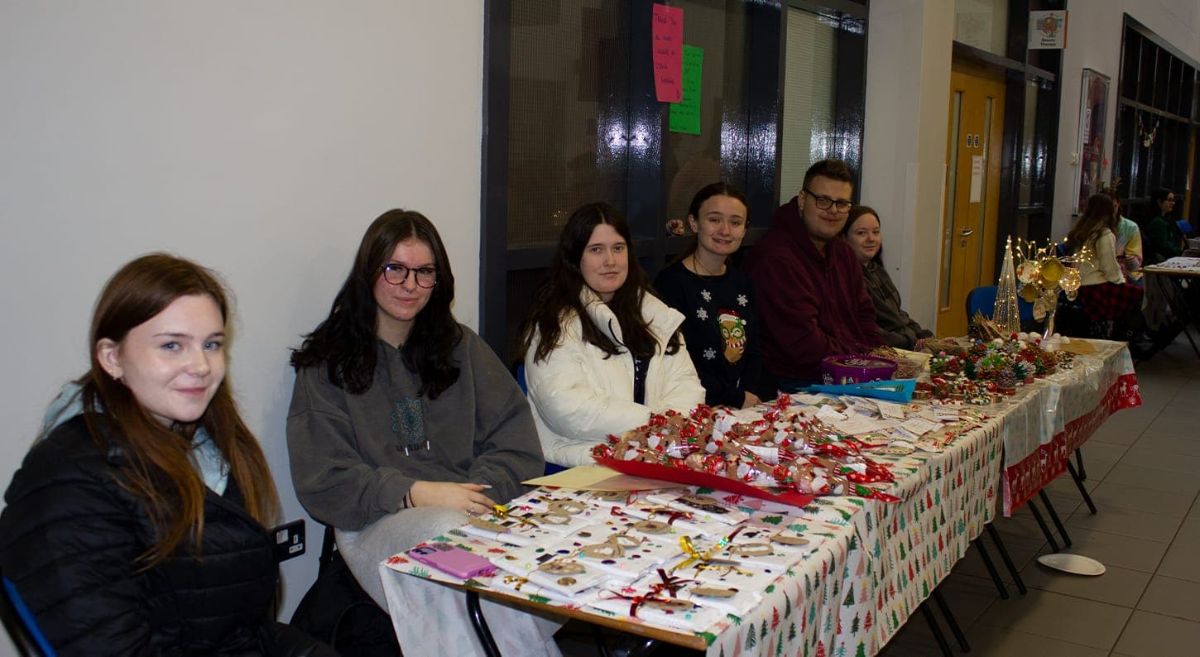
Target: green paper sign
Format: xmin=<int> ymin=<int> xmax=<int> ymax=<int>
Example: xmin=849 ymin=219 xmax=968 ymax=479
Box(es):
xmin=669 ymin=45 xmax=703 ymax=135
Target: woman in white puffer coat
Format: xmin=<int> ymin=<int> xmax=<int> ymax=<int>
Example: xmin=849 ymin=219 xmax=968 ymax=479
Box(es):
xmin=520 ymin=202 xmax=705 ymax=467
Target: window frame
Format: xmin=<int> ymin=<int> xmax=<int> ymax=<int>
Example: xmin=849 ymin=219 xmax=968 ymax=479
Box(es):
xmin=479 ymin=0 xmax=870 ymax=357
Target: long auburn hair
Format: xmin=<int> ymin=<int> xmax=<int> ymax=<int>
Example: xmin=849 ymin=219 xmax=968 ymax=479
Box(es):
xmin=290 ymin=209 xmax=463 ymax=398
xmin=78 ymin=254 xmax=279 ymax=567
xmin=521 ymin=202 xmax=680 ymax=363
xmin=842 ymin=205 xmax=885 ymax=266
xmin=680 ymin=182 xmax=749 ymax=261
xmin=1067 ymin=193 xmax=1120 ymax=251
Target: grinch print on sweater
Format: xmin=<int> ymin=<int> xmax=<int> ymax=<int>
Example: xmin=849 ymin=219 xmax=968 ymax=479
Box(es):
xmin=718 ymin=309 xmax=747 ymax=363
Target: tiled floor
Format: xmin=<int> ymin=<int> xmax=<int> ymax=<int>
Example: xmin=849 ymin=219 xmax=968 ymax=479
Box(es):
xmin=880 ymin=333 xmax=1200 ymax=657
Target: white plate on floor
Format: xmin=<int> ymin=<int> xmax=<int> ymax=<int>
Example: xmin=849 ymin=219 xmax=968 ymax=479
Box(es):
xmin=1037 ymin=553 xmax=1106 ymax=576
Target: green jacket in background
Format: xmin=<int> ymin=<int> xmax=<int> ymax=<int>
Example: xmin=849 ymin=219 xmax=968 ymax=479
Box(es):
xmin=1142 ymin=215 xmax=1185 ymax=263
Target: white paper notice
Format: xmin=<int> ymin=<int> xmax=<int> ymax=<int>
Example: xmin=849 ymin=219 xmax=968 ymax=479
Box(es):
xmin=969 ymin=155 xmax=984 ymax=203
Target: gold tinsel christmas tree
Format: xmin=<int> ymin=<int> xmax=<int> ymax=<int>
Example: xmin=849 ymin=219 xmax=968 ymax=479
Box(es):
xmin=993 ymin=236 xmax=1020 ymax=335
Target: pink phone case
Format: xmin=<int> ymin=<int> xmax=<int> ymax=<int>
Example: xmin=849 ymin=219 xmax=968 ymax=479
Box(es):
xmin=407 ymin=544 xmax=497 ymax=579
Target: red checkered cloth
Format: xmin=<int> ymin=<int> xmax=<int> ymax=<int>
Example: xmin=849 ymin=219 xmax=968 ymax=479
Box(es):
xmin=1076 ymin=282 xmax=1144 ymax=321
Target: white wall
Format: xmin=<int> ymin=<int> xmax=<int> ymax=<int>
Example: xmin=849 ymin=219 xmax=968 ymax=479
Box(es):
xmin=861 ymin=0 xmax=956 ymax=330
xmin=1051 ymin=1 xmax=1200 ymax=237
xmin=0 ymin=2 xmax=483 ymax=654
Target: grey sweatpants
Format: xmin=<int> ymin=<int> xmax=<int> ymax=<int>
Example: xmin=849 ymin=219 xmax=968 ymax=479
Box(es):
xmin=336 ymin=507 xmax=564 ymax=657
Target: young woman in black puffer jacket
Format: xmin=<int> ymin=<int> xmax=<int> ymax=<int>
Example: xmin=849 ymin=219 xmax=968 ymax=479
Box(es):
xmin=0 ymin=254 xmax=335 ymax=657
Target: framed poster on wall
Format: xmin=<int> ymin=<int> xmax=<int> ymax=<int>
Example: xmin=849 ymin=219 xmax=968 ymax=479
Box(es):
xmin=1076 ymin=68 xmax=1110 ymax=214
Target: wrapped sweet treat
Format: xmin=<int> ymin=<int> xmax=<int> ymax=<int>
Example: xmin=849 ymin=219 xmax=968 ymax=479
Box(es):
xmin=561 ymin=525 xmax=680 ymax=581
xmin=645 ymin=491 xmax=751 ymax=526
xmin=616 ymin=501 xmax=731 ymax=539
xmin=589 ymin=590 xmax=722 ymax=632
xmin=671 ymin=552 xmax=787 ymax=594
xmin=871 ymin=345 xmax=923 ymax=379
xmin=595 ymin=403 xmax=902 ymax=503
xmin=492 ymin=572 xmax=601 ymax=606
xmin=460 ymin=510 xmax=573 ymax=546
xmin=920 ymin=336 xmax=968 ymax=357
xmin=619 ymin=567 xmax=762 ymax=616
xmin=771 ymin=460 xmax=828 ymax=495
xmin=696 ymin=525 xmax=814 ymax=570
xmin=490 ymin=544 xmax=610 ymax=598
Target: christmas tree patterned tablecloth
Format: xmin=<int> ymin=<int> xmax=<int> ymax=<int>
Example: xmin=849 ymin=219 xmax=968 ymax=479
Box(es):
xmin=707 ymin=418 xmax=1001 ymax=657
xmin=378 ymin=415 xmax=1002 ymax=657
xmin=993 ymin=339 xmax=1140 ymax=515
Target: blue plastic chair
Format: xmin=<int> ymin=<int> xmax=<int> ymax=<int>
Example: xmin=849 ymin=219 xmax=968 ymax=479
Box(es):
xmin=515 ymin=363 xmax=528 ymax=395
xmin=965 ymin=286 xmax=1035 ymax=328
xmin=515 ymin=364 xmax=567 ymax=476
xmin=2 ymin=573 xmax=56 ymax=657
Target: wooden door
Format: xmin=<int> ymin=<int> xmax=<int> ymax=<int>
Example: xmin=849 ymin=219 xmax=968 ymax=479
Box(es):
xmin=936 ymin=62 xmax=1006 ymax=336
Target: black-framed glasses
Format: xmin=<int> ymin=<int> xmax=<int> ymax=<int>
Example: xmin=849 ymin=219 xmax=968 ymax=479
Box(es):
xmin=802 ymin=188 xmax=853 ymax=213
xmin=381 ymin=263 xmax=437 ymax=288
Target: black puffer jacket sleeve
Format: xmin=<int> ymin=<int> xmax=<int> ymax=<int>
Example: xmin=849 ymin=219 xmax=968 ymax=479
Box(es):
xmin=0 ymin=417 xmax=156 ymax=656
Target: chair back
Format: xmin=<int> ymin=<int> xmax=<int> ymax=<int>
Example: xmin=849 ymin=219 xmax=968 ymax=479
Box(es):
xmin=966 ymin=285 xmax=1036 ymax=328
xmin=515 ymin=363 xmax=528 ymax=396
xmin=318 ymin=525 xmax=338 ymax=575
xmin=1 ymin=571 xmax=55 ymax=657
xmin=965 ymin=286 xmax=997 ymax=320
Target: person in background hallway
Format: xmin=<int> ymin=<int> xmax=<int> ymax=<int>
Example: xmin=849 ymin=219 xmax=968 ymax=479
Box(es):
xmin=1067 ymin=194 xmax=1145 ymax=339
xmin=1102 ymin=189 xmax=1144 ymax=285
xmin=1142 ymin=187 xmax=1185 ymax=264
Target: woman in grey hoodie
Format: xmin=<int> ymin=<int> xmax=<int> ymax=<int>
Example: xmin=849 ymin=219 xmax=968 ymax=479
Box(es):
xmin=286 ymin=210 xmax=552 ymax=656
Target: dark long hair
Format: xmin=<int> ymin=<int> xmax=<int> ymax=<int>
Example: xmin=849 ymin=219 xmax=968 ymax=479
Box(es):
xmin=681 ymin=182 xmax=749 ymax=260
xmin=842 ymin=205 xmax=885 ymax=266
xmin=521 ymin=202 xmax=679 ymax=363
xmin=78 ymin=254 xmax=279 ymax=567
xmin=1067 ymin=193 xmax=1120 ymax=251
xmin=290 ymin=210 xmax=463 ymax=398
xmin=1151 ymin=187 xmax=1175 ymax=218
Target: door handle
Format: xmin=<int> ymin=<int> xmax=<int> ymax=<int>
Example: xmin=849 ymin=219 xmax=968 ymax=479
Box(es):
xmin=959 ymin=228 xmax=975 ymax=237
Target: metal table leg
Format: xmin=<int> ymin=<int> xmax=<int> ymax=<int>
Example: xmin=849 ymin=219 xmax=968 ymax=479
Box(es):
xmin=1027 ymin=499 xmax=1060 ymax=553
xmin=985 ymin=523 xmax=1027 ymax=595
xmin=1066 ymin=460 xmax=1097 ymax=514
xmin=920 ymin=603 xmax=954 ymax=657
xmin=466 ymin=590 xmax=502 ymax=657
xmin=973 ymin=537 xmax=1008 ymax=599
xmin=933 ymin=588 xmax=970 ymax=652
xmin=1038 ymin=491 xmax=1072 ymax=548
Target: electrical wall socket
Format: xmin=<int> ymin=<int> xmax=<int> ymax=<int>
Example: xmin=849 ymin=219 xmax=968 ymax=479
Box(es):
xmin=272 ymin=519 xmax=306 ymax=563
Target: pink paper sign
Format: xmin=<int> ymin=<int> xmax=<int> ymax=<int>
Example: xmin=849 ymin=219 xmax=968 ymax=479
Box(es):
xmin=651 ymin=4 xmax=683 ymax=102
